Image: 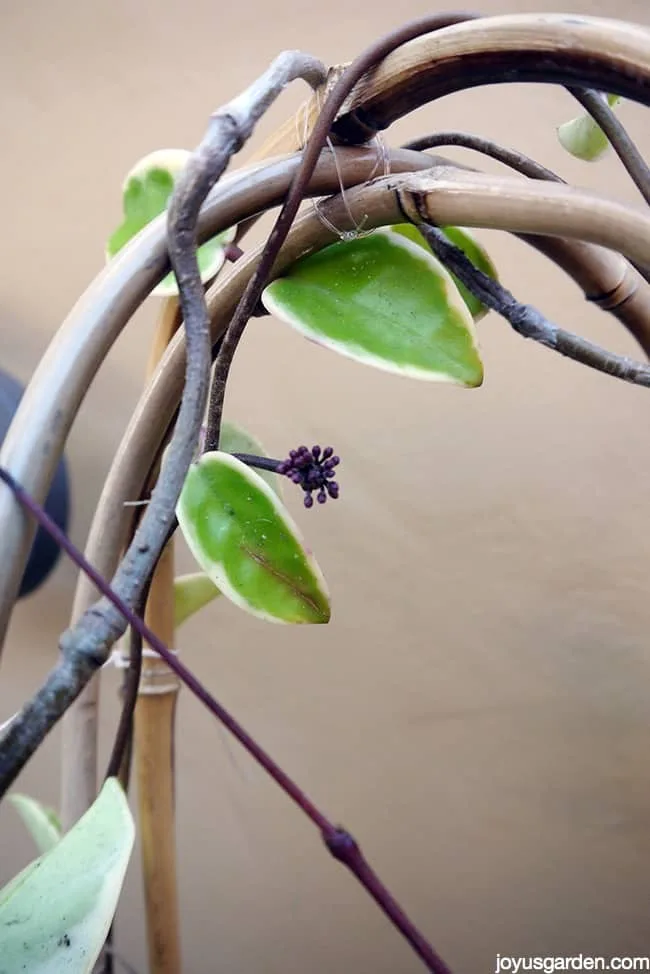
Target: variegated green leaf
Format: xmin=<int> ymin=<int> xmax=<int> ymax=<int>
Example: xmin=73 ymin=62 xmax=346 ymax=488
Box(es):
xmin=558 ymin=94 xmax=622 ymax=161
xmin=0 ymin=778 xmax=134 ymax=974
xmin=106 ymin=148 xmax=235 ymax=297
xmin=177 ymin=452 xmax=330 ymax=625
xmin=262 ymin=228 xmax=483 ymax=387
xmin=174 ymin=421 xmax=286 ymax=628
xmin=390 ymin=223 xmax=498 ymax=320
xmin=219 ymin=421 xmax=282 ymax=496
xmin=174 ymin=572 xmax=222 ymax=628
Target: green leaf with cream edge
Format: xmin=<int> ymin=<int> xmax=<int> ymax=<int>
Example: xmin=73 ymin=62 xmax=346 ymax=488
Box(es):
xmin=390 ymin=224 xmax=498 ymax=321
xmin=261 ymin=228 xmax=484 ymax=386
xmin=106 ymin=149 xmax=236 ymax=297
xmin=173 ymin=421 xmax=284 ymax=627
xmin=558 ymin=94 xmax=622 ymax=162
xmin=177 ymin=452 xmax=330 ymax=625
xmin=219 ymin=421 xmax=282 ymax=497
xmin=174 ymin=572 xmax=223 ymax=628
xmin=0 ymin=778 xmax=134 ymax=974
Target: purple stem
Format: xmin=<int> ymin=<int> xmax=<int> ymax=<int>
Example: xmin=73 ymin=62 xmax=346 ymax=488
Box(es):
xmin=0 ymin=464 xmax=452 ymax=974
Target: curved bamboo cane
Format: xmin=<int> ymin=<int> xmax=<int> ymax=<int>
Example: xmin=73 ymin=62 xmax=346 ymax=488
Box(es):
xmin=252 ymin=16 xmax=650 ymax=155
xmin=398 ymin=165 xmax=650 ymax=249
xmin=333 ymin=14 xmax=650 ymax=142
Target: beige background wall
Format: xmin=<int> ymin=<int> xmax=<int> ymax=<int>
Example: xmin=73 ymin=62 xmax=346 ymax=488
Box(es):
xmin=1 ymin=1 xmax=650 ymax=971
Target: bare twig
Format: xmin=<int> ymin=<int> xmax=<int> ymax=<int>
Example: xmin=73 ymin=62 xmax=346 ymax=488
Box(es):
xmin=0 ymin=51 xmax=327 ymax=795
xmin=104 ymin=605 xmax=147 ymax=783
xmin=403 ymin=131 xmax=563 ymax=182
xmin=0 ymin=464 xmax=452 ymax=974
xmin=568 ymin=88 xmax=650 ymax=206
xmin=418 ymin=223 xmax=650 ymax=387
xmin=202 ymin=12 xmax=479 ymax=452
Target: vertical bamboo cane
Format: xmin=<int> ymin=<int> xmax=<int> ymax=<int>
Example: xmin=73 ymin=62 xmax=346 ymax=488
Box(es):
xmin=134 ymin=298 xmax=182 ymax=974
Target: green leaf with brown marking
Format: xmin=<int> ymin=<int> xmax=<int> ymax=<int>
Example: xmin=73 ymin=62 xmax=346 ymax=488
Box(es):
xmin=176 ymin=452 xmax=330 ymax=625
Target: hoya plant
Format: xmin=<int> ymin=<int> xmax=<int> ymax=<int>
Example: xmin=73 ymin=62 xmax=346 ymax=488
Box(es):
xmin=1 ymin=10 xmax=650 ymax=973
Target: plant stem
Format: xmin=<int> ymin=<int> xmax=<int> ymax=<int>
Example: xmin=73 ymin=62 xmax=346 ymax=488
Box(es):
xmin=418 ymin=222 xmax=650 ymax=387
xmin=105 ymin=602 xmax=146 ymax=782
xmin=568 ymin=88 xmax=650 ymax=206
xmin=231 ymin=452 xmax=283 ymax=473
xmin=202 ymin=11 xmax=479 ymax=453
xmin=403 ymin=131 xmax=563 ymax=182
xmin=0 ymin=464 xmax=452 ymax=974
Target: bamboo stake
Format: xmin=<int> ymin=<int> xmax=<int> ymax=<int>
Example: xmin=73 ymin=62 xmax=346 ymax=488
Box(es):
xmin=133 ymin=298 xmax=182 ymax=974
xmin=60 ymin=661 xmax=99 ymax=828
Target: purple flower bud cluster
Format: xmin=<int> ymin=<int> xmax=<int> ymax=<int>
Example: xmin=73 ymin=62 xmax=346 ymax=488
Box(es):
xmin=277 ymin=445 xmax=340 ymax=509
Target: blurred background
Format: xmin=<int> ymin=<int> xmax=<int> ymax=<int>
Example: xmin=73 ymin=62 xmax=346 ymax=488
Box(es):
xmin=1 ymin=0 xmax=650 ymax=971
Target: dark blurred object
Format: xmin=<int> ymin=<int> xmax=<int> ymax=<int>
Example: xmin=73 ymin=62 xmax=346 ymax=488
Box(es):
xmin=0 ymin=368 xmax=70 ymax=598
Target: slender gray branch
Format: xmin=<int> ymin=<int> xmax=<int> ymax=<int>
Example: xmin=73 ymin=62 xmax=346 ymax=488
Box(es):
xmin=568 ymin=88 xmax=650 ymax=207
xmin=418 ymin=223 xmax=650 ymax=388
xmin=0 ymin=50 xmax=327 ymax=795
